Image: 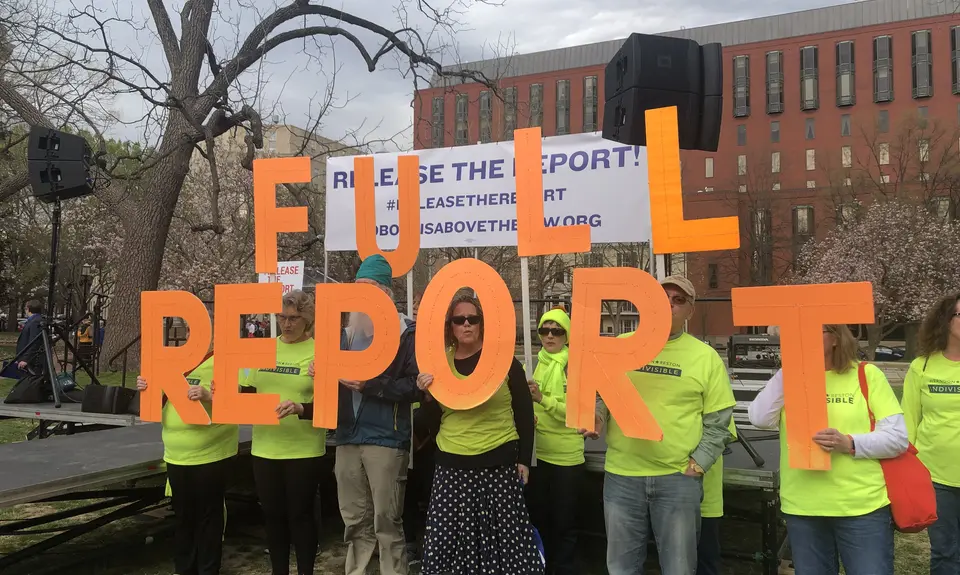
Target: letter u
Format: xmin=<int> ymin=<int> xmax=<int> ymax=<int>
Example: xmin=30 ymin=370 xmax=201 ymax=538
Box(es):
xmin=353 ymin=155 xmax=422 ymax=276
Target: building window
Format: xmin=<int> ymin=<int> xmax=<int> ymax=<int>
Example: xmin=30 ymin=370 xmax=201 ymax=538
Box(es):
xmin=708 ymin=264 xmax=719 ymax=289
xmin=771 ymin=151 xmax=781 ymax=173
xmin=556 ymin=80 xmax=571 ymax=135
xmin=800 ymin=46 xmax=819 ymax=111
xmin=751 ymin=209 xmax=773 ymax=284
xmin=503 ymin=87 xmax=517 ymax=140
xmin=771 ymin=121 xmax=780 ymax=143
xmin=836 ymin=41 xmax=856 ymax=107
xmin=912 ymin=31 xmax=934 ymax=99
xmin=733 ymin=55 xmax=750 ymax=117
xmin=806 ymin=149 xmax=816 ymax=171
xmin=705 ymin=157 xmax=714 ymax=178
xmin=793 ymin=206 xmax=815 ymax=236
xmin=882 ymin=174 xmax=891 ymax=184
xmin=879 ymin=142 xmax=890 ymax=165
xmin=430 ymin=97 xmax=444 ymax=148
xmin=874 ymin=35 xmax=894 ymax=103
xmin=841 ymin=114 xmax=851 ymax=137
xmin=772 ymin=182 xmax=781 ymax=191
xmin=455 ymin=94 xmax=468 ymax=145
xmin=952 ymin=26 xmax=960 ymax=94
xmin=933 ymin=197 xmax=953 ymax=222
xmin=479 ymin=91 xmax=492 ymax=143
xmin=266 ymin=129 xmax=277 ymax=152
xmin=842 ymin=145 xmax=852 ymax=168
xmin=806 ymin=118 xmax=816 ymax=140
xmin=766 ymin=51 xmax=784 ymax=114
xmin=737 ymin=124 xmax=747 ymax=146
xmin=919 ymin=139 xmax=930 ymax=163
xmin=583 ymin=76 xmax=598 ymax=132
xmin=878 ymin=110 xmax=889 ymax=133
xmin=529 ymin=84 xmax=543 ymax=127
xmin=737 ymin=154 xmax=747 ymax=176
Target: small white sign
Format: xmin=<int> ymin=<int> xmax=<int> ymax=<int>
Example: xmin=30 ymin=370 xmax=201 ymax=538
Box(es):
xmin=258 ymin=260 xmax=305 ymax=294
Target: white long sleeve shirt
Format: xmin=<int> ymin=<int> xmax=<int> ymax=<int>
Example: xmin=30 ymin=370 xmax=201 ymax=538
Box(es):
xmin=748 ymin=369 xmax=908 ymax=460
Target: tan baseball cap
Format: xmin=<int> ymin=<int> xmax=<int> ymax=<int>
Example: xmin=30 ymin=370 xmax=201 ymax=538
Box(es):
xmin=661 ymin=275 xmax=697 ymax=301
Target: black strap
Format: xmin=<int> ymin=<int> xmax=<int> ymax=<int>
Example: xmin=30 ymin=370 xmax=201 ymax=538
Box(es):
xmin=923 ymin=356 xmax=929 ymax=372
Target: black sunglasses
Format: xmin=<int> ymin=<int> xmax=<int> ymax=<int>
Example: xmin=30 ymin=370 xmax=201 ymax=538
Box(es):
xmin=538 ymin=327 xmax=566 ymax=337
xmin=451 ymin=315 xmax=482 ymax=326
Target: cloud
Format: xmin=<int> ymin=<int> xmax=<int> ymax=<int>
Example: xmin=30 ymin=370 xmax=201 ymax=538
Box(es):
xmin=92 ymin=0 xmax=846 ymax=151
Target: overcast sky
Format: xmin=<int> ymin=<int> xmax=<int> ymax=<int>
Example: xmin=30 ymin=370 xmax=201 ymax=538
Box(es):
xmin=95 ymin=0 xmax=854 ymax=151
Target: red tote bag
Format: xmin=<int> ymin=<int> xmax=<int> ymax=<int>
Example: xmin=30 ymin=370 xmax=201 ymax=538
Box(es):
xmin=857 ymin=362 xmax=937 ymax=533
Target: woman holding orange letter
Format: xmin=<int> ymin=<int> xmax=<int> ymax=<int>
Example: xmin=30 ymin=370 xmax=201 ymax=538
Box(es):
xmin=748 ymin=324 xmax=907 ymax=575
xmin=240 ymin=289 xmax=324 ymax=575
xmin=526 ymin=306 xmax=582 ymax=575
xmin=136 ymin=345 xmax=239 ymax=575
xmin=415 ymin=292 xmax=543 ymax=575
xmin=902 ymin=293 xmax=960 ymax=575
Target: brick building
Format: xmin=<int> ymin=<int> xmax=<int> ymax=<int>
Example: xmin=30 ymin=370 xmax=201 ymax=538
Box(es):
xmin=412 ymin=0 xmax=960 ymax=339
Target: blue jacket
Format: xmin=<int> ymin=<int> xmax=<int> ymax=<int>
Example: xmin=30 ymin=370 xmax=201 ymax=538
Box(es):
xmin=335 ymin=317 xmax=420 ymax=451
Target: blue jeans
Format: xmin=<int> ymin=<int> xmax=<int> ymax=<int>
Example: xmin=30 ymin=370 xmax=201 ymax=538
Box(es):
xmin=603 ymin=472 xmax=703 ymax=575
xmin=784 ymin=506 xmax=894 ymax=575
xmin=930 ymin=483 xmax=960 ymax=575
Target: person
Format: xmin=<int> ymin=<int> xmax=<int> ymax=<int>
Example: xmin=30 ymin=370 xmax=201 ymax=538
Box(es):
xmin=135 ymin=340 xmax=240 ymax=574
xmin=582 ymin=275 xmax=735 ymax=575
xmin=241 ymin=289 xmax=324 ymax=575
xmin=332 ymin=255 xmax=419 ymax=575
xmin=902 ymin=293 xmax=960 ymax=575
xmin=697 ymin=420 xmax=736 ymax=575
xmin=526 ymin=306 xmax=582 ymax=575
xmin=748 ymin=324 xmax=908 ymax=575
xmin=415 ymin=292 xmax=543 ymax=575
xmin=77 ymin=318 xmax=93 ymax=344
xmin=15 ymin=300 xmax=43 ymax=373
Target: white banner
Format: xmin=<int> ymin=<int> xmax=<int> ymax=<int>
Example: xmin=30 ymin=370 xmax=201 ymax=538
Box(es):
xmin=324 ymin=132 xmax=651 ymax=251
xmin=258 ymin=260 xmax=305 ymax=294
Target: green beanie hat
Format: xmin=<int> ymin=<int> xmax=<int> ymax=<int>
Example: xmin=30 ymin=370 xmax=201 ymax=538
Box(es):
xmin=539 ymin=307 xmax=571 ymax=339
xmin=355 ymin=254 xmax=393 ymax=287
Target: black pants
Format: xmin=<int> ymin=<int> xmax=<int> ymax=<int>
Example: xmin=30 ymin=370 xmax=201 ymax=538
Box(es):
xmin=697 ymin=516 xmax=723 ymax=575
xmin=526 ymin=460 xmax=582 ymax=575
xmin=403 ymin=443 xmax=436 ymax=549
xmin=166 ymin=458 xmax=233 ymax=575
xmin=252 ymin=456 xmax=324 ymax=575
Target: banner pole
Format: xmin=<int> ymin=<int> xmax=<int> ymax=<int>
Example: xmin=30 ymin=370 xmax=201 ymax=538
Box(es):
xmin=323 ymin=250 xmax=329 ymax=284
xmin=520 ymin=256 xmax=533 ymax=376
xmin=406 ymin=272 xmax=414 ymax=318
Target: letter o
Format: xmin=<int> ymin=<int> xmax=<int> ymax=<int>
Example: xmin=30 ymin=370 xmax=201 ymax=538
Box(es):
xmin=414 ymin=258 xmax=516 ymax=409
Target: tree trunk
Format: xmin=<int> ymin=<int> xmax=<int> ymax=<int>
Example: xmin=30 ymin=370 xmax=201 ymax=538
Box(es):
xmin=99 ymin=130 xmax=195 ymax=370
xmin=865 ymin=323 xmax=882 ymax=361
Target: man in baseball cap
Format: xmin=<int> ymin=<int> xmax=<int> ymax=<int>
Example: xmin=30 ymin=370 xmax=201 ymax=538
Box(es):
xmin=589 ymin=273 xmax=735 ymax=575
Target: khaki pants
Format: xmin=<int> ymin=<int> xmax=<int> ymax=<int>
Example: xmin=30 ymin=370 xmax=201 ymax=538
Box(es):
xmin=335 ymin=444 xmax=409 ymax=575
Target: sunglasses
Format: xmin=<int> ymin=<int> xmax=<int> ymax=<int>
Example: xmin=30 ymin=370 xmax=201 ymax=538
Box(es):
xmin=538 ymin=327 xmax=567 ymax=337
xmin=451 ymin=315 xmax=482 ymax=326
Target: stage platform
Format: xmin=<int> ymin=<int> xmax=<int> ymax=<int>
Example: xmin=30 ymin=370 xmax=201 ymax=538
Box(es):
xmin=0 ymin=401 xmax=141 ymax=428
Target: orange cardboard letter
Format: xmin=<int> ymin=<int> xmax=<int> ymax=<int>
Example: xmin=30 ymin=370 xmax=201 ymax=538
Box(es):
xmin=567 ymin=267 xmax=671 ymax=439
xmin=354 ymin=155 xmax=421 ymax=276
xmin=140 ymin=291 xmax=212 ymax=424
xmin=415 ymin=258 xmax=515 ymax=409
xmin=515 ymin=128 xmax=591 ymax=256
xmin=731 ymin=282 xmax=875 ymax=470
xmin=212 ymin=283 xmax=284 ymax=425
xmin=254 ymin=157 xmax=310 ymax=274
xmin=313 ymin=283 xmax=401 ymax=429
xmin=646 ymin=106 xmax=739 ymax=254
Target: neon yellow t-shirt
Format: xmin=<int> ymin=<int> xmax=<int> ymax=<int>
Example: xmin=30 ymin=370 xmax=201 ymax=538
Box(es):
xmin=436 ymin=351 xmax=518 ymax=456
xmin=162 ymin=356 xmax=240 ymax=466
xmin=605 ymin=333 xmax=736 ymax=477
xmin=533 ymin=347 xmax=585 ymax=466
xmin=701 ymin=420 xmax=737 ymax=518
xmin=242 ymin=338 xmax=325 ymax=460
xmin=902 ymin=353 xmax=960 ymax=488
xmin=779 ymin=363 xmax=901 ymax=517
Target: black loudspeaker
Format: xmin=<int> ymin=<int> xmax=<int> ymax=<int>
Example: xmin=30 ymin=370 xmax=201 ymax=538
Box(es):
xmin=27 ymin=127 xmax=95 ymax=203
xmin=602 ymin=34 xmax=723 ymax=152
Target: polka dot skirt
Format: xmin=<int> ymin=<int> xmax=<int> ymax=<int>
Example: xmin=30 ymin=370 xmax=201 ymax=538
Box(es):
xmin=421 ymin=463 xmax=545 ymax=575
